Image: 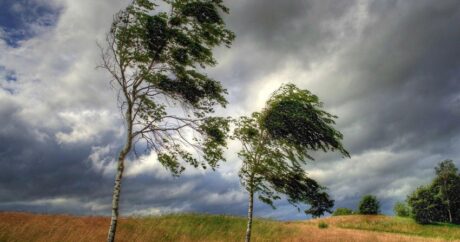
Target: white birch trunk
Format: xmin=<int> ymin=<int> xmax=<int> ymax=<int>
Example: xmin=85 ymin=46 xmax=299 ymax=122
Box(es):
xmin=107 ymin=106 xmax=133 ymax=242
xmin=245 ymin=188 xmax=254 ymax=242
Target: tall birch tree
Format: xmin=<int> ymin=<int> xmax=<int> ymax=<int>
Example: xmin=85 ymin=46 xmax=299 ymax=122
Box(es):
xmin=99 ymin=1 xmax=234 ymax=241
xmin=233 ymin=84 xmax=349 ymax=242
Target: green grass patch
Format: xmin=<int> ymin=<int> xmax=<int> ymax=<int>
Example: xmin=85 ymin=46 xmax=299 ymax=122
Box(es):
xmin=335 ymin=215 xmax=460 ymax=241
xmin=318 ymin=221 xmax=328 ymax=229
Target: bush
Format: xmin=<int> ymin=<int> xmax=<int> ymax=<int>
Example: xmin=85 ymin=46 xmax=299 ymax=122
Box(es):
xmin=333 ymin=208 xmax=353 ymax=216
xmin=393 ymin=201 xmax=410 ymax=217
xmin=318 ymin=221 xmax=328 ymax=229
xmin=358 ymin=195 xmax=380 ymax=215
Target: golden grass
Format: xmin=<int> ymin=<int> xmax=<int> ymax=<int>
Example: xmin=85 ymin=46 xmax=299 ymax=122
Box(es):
xmin=0 ymin=212 xmax=456 ymax=242
xmin=0 ymin=212 xmax=293 ymax=242
xmin=310 ymin=215 xmax=460 ymax=241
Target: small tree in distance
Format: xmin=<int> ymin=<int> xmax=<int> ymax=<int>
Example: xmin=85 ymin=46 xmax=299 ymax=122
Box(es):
xmin=233 ymin=84 xmax=350 ymax=242
xmin=99 ymin=0 xmax=235 ymax=241
xmin=393 ymin=201 xmax=410 ymax=217
xmin=333 ymin=207 xmax=354 ymax=216
xmin=358 ymin=195 xmax=380 ymax=215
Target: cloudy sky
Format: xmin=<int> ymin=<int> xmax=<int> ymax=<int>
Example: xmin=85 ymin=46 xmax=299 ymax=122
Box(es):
xmin=1 ymin=0 xmax=460 ymax=220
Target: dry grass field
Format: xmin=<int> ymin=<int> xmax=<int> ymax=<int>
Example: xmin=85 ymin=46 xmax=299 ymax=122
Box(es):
xmin=0 ymin=212 xmax=458 ymax=242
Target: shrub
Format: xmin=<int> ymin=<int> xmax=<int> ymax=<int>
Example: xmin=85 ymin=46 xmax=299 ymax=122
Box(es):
xmin=318 ymin=221 xmax=328 ymax=229
xmin=333 ymin=208 xmax=353 ymax=216
xmin=393 ymin=201 xmax=410 ymax=217
xmin=358 ymin=195 xmax=380 ymax=215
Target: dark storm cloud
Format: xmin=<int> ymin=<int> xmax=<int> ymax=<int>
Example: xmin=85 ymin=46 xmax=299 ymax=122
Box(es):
xmin=0 ymin=93 xmax=248 ymax=216
xmin=218 ymin=0 xmax=460 ymax=214
xmin=330 ymin=0 xmax=460 ymax=155
xmin=307 ymin=0 xmax=460 ymax=214
xmin=213 ymin=0 xmax=357 ymax=104
xmin=2 ymin=0 xmax=460 ymax=219
xmin=0 ymin=97 xmax=110 ymax=203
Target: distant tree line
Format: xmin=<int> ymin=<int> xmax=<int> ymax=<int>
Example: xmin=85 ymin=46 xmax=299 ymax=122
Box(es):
xmin=333 ymin=194 xmax=380 ymax=216
xmin=332 ymin=160 xmax=460 ymax=226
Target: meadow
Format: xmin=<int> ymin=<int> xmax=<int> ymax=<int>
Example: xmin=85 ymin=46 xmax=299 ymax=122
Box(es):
xmin=1 ymin=212 xmax=458 ymax=241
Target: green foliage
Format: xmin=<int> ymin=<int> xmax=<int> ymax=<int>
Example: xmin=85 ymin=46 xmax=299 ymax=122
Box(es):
xmin=269 ymin=166 xmax=335 ymax=218
xmin=233 ymin=84 xmax=350 ymax=218
xmin=407 ymin=160 xmax=460 ymax=224
xmin=261 ymin=84 xmax=349 ymax=161
xmin=433 ymin=160 xmax=460 ymax=223
xmin=393 ymin=201 xmax=411 ymax=217
xmin=358 ymin=195 xmax=380 ymax=215
xmin=102 ymin=0 xmax=235 ymax=174
xmin=318 ymin=221 xmax=328 ymax=229
xmin=333 ymin=207 xmax=354 ymax=216
xmin=435 ymin=159 xmax=458 ymax=176
xmin=407 ymin=185 xmax=444 ymax=224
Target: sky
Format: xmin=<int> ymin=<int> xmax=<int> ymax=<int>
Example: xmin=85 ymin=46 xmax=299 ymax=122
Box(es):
xmin=0 ymin=0 xmax=460 ymax=220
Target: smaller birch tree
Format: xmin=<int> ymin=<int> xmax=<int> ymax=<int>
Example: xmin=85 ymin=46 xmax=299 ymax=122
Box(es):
xmin=233 ymin=84 xmax=349 ymax=242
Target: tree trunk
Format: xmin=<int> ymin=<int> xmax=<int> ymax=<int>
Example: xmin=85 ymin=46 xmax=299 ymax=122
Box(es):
xmin=245 ymin=187 xmax=254 ymax=242
xmin=443 ymin=180 xmax=453 ymax=223
xmin=107 ymin=106 xmax=133 ymax=242
xmin=106 ymin=148 xmax=129 ymax=242
xmin=448 ymin=205 xmax=453 ymax=223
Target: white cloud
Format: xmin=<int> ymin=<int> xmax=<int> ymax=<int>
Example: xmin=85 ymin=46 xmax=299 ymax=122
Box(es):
xmin=203 ymin=190 xmax=246 ymax=205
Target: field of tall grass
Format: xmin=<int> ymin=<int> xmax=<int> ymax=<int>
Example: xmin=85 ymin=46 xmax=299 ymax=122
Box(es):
xmin=0 ymin=212 xmax=293 ymax=242
xmin=0 ymin=212 xmax=457 ymax=241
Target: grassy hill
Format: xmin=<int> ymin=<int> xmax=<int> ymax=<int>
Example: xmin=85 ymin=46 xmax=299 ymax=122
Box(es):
xmin=0 ymin=212 xmax=459 ymax=241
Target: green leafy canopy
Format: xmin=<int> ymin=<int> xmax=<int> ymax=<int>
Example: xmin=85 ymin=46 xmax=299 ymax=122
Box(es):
xmin=261 ymin=83 xmax=349 ymax=161
xmin=233 ymin=84 xmax=349 ymax=217
xmin=100 ymin=0 xmax=235 ymax=175
xmin=358 ymin=195 xmax=380 ymax=215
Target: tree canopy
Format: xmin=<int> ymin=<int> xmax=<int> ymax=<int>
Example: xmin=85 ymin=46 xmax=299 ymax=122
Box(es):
xmin=393 ymin=201 xmax=411 ymax=217
xmin=358 ymin=195 xmax=380 ymax=215
xmin=101 ymin=0 xmax=235 ymax=173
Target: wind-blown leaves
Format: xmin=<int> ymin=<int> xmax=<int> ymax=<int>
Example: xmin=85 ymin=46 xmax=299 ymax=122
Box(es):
xmin=234 ymin=84 xmax=349 ymax=219
xmin=262 ymin=83 xmax=350 ymax=160
xmin=101 ymin=0 xmax=235 ymax=173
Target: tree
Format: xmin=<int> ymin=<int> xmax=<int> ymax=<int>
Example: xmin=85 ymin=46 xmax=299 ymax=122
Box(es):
xmin=358 ymin=195 xmax=380 ymax=215
xmin=407 ymin=160 xmax=460 ymax=224
xmin=393 ymin=201 xmax=410 ymax=217
xmin=233 ymin=84 xmax=349 ymax=242
xmin=98 ymin=1 xmax=234 ymax=241
xmin=433 ymin=160 xmax=460 ymax=223
xmin=333 ymin=207 xmax=354 ymax=216
xmin=407 ymin=185 xmax=445 ymax=224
